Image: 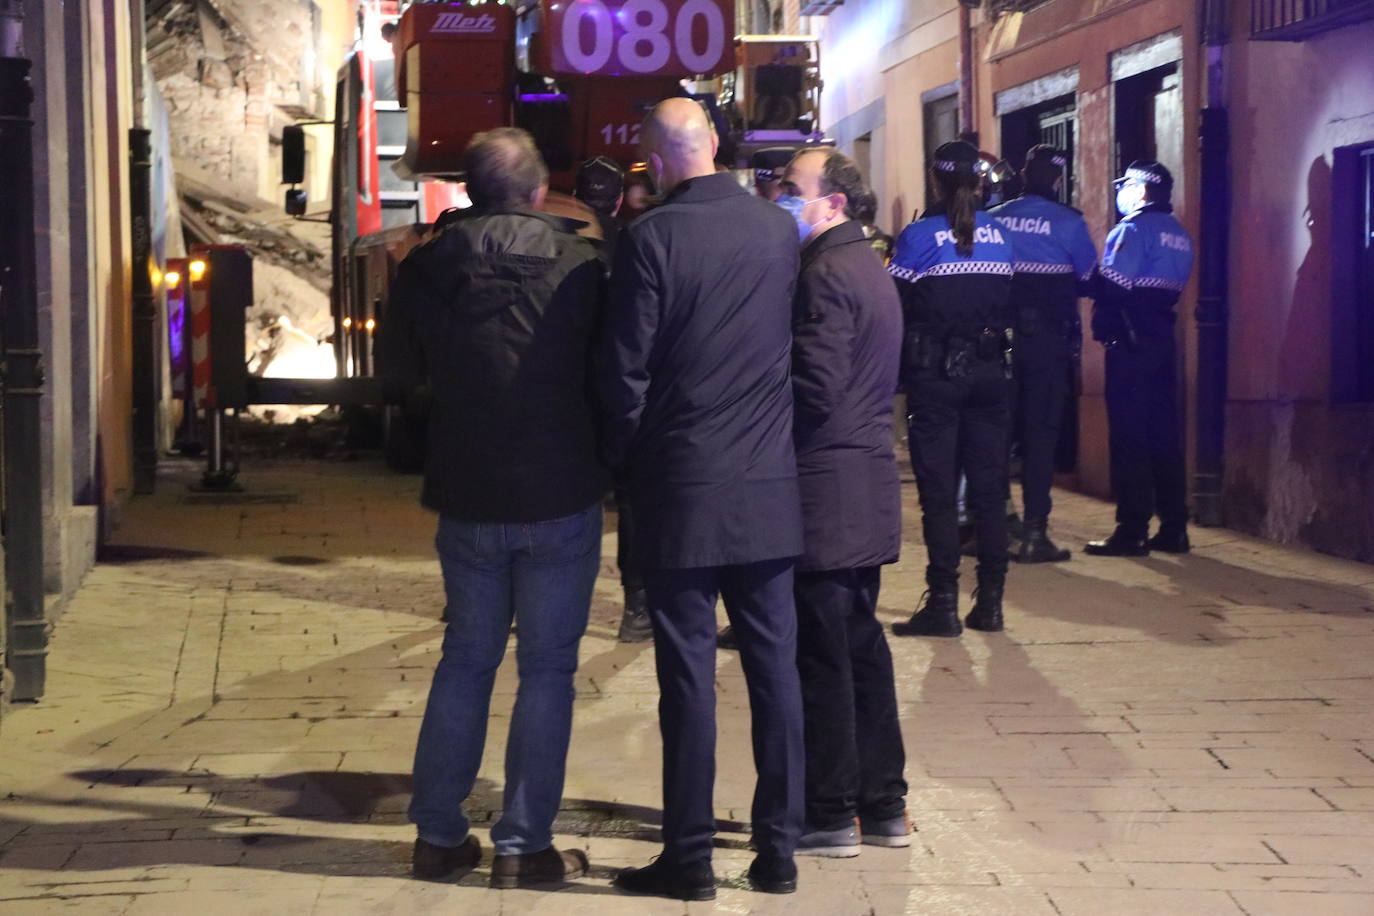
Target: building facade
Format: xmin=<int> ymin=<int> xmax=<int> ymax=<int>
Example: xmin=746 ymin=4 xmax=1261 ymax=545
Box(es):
xmin=815 ymin=0 xmax=1374 ymax=562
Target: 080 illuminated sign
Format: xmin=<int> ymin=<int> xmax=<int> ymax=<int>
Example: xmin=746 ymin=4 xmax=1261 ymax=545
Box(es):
xmin=545 ymin=0 xmax=732 ymax=76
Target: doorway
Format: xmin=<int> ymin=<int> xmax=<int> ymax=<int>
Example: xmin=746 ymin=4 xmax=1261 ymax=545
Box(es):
xmin=1113 ymin=63 xmax=1183 ymax=217
xmin=1000 ymin=94 xmax=1077 ymax=206
xmin=922 ymin=90 xmax=960 ymax=211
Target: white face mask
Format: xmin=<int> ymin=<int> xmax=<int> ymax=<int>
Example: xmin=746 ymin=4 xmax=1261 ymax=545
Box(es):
xmin=1116 ymin=180 xmax=1146 ymax=216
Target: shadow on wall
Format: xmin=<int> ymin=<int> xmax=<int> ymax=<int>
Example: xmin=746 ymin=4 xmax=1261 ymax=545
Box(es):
xmin=1226 ymin=154 xmax=1374 ymax=562
xmin=1279 ymin=156 xmax=1332 ymax=402
xmin=1227 ymin=156 xmax=1329 ymax=543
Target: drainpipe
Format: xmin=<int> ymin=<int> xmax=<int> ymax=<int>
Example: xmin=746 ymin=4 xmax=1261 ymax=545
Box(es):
xmin=129 ymin=0 xmax=158 ymax=494
xmin=958 ymin=2 xmax=975 ymax=135
xmin=0 ymin=2 xmax=50 ymax=702
xmin=1193 ymin=0 xmax=1230 ymax=526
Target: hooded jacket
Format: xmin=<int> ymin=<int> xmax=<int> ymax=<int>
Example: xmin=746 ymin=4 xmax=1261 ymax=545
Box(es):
xmin=378 ymin=208 xmax=609 ymax=522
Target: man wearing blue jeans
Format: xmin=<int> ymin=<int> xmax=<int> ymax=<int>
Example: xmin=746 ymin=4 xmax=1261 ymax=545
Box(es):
xmin=378 ymin=128 xmax=607 ymax=888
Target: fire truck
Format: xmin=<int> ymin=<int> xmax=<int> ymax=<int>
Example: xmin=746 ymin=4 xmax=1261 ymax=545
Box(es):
xmin=283 ymin=0 xmax=827 ymax=464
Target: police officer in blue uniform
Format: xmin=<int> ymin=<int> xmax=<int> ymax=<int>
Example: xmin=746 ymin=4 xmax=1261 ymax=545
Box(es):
xmin=990 ymin=146 xmax=1097 ymax=563
xmin=888 ymin=140 xmax=1015 ymax=637
xmin=1085 ymin=160 xmax=1195 ymax=556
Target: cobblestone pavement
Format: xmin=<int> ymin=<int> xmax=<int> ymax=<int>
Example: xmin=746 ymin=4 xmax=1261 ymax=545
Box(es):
xmin=2 ymin=457 xmax=1374 ymax=915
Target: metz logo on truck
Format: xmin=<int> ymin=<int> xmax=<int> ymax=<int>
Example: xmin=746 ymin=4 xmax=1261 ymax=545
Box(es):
xmin=430 ymin=12 xmax=499 ymax=33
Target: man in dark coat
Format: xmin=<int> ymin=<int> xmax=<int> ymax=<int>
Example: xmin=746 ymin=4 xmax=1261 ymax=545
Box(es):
xmin=378 ymin=128 xmax=605 ymax=890
xmin=602 ymin=99 xmax=805 ymax=902
xmin=777 ymin=148 xmax=910 ymax=858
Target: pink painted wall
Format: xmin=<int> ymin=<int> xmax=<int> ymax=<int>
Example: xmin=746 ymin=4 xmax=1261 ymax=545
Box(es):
xmin=1222 ymin=12 xmax=1374 ymax=560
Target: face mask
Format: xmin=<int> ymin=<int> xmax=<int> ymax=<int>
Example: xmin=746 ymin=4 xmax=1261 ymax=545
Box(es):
xmin=1116 ymin=181 xmax=1146 ymax=216
xmin=775 ymin=193 xmax=830 ymax=242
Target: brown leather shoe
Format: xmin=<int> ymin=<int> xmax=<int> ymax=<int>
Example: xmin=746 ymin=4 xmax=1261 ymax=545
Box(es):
xmin=413 ymin=835 xmax=480 ymax=881
xmin=490 ymin=845 xmax=589 ymax=889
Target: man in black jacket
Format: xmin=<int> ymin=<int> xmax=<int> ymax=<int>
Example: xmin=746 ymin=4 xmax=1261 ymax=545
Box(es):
xmin=602 ymin=99 xmax=806 ymax=901
xmin=780 ymin=148 xmax=910 ymax=857
xmin=378 ymin=128 xmax=605 ymax=890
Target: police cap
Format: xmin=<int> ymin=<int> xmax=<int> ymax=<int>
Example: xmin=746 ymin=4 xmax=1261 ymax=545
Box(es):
xmin=752 ymin=147 xmax=795 ymax=183
xmin=1115 ymin=159 xmax=1173 ymax=194
xmin=1025 ymin=144 xmax=1067 ymax=184
xmin=931 ymin=140 xmax=981 ymax=175
xmin=575 ymin=156 xmax=625 ymax=205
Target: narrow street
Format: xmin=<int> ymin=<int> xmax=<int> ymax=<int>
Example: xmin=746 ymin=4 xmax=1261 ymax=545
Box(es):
xmin=1 ymin=458 xmax=1373 ymax=915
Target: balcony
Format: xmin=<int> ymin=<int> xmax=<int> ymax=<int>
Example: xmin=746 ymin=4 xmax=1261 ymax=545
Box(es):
xmin=1251 ymin=0 xmax=1374 ymax=39
xmin=798 ymin=0 xmax=845 ymax=14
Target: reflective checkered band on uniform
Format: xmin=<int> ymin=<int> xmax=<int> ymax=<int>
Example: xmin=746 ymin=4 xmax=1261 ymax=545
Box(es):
xmin=1013 ymin=262 xmax=1074 ymax=274
xmin=932 ymin=160 xmax=960 ymax=172
xmin=1099 ymin=266 xmax=1133 ymax=289
xmin=1134 ymin=276 xmax=1186 ymax=292
xmin=1079 ymin=271 xmax=1095 ymax=283
xmin=914 ymin=260 xmax=1014 ymax=280
xmin=888 ymin=264 xmax=919 ymax=282
xmin=1051 ymin=155 xmax=1067 ymax=168
xmin=1126 ymin=167 xmax=1163 ymax=184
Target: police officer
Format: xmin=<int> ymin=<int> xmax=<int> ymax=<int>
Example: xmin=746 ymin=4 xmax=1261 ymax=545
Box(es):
xmin=1085 ymin=160 xmax=1195 ymax=556
xmin=888 ymin=140 xmax=1015 ymax=637
xmin=990 ymin=145 xmax=1097 ymax=563
xmin=752 ymin=147 xmax=796 ymax=202
xmin=574 ymin=155 xmax=625 ymax=259
xmin=573 ymin=156 xmax=651 ymax=642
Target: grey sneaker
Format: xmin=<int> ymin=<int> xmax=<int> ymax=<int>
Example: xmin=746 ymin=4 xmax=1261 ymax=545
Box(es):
xmin=796 ymin=822 xmax=860 ymax=858
xmin=859 ymin=811 xmax=913 ymax=848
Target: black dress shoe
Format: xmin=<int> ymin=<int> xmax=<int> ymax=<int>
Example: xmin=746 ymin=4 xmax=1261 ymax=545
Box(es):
xmin=1084 ymin=530 xmax=1149 ymax=557
xmin=413 ymin=835 xmax=480 ymax=881
xmin=717 ymin=625 xmax=738 ymax=650
xmin=1148 ymin=529 xmax=1191 ymax=554
xmin=614 ymin=858 xmax=717 ymax=901
xmin=747 ymin=854 xmax=798 ymax=894
xmin=617 ymin=587 xmax=654 ymax=643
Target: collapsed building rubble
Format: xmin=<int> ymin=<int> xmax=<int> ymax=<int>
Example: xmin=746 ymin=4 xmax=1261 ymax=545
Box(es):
xmin=147 ymin=0 xmax=341 ymax=418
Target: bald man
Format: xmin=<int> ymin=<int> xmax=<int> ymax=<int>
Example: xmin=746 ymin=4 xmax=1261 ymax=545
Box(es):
xmin=599 ymin=99 xmax=805 ymax=901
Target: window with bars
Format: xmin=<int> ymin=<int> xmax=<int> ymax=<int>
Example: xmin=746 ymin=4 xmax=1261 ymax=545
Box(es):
xmin=1332 ymin=143 xmax=1374 ymax=402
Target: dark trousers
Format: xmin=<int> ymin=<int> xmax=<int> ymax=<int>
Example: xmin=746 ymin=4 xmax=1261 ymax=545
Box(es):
xmin=906 ymin=363 xmax=1012 ymax=587
xmin=614 ymin=486 xmax=643 ymax=592
xmin=1014 ymin=330 xmax=1071 ymax=523
xmin=1105 ymin=337 xmax=1187 ymax=537
xmin=642 ymin=558 xmax=804 ymax=866
xmin=795 ymin=567 xmax=907 ymax=831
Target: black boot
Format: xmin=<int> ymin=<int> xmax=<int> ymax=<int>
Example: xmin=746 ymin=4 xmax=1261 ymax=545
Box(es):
xmin=1017 ymin=519 xmax=1070 ymax=563
xmin=966 ymin=573 xmax=1004 ymax=632
xmin=1006 ymin=510 xmax=1025 ymax=543
xmin=891 ymin=586 xmax=961 ymax=638
xmin=617 ymin=586 xmax=653 ymax=643
xmin=1148 ymin=527 xmax=1190 ymax=554
xmin=958 ymin=522 xmax=977 ymax=558
xmin=1084 ymin=527 xmax=1149 ymax=557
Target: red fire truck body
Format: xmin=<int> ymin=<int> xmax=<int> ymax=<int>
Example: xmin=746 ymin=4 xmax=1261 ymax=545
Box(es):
xmin=314 ymin=1 xmax=825 ymax=462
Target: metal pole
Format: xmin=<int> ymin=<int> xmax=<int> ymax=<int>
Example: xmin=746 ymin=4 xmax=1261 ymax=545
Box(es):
xmin=207 ymin=409 xmax=223 ymax=479
xmin=0 ymin=51 xmax=49 ymax=701
xmin=1194 ymin=12 xmax=1230 ymax=526
xmin=130 ymin=127 xmax=158 ymax=493
xmin=128 ymin=0 xmax=157 ymax=493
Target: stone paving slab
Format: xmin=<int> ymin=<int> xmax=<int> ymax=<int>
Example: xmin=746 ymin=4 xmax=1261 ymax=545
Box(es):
xmin=1 ymin=457 xmax=1373 ymax=914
